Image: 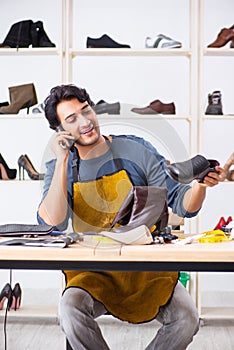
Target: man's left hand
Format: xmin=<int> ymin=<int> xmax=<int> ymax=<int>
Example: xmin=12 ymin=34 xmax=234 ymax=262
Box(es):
xmin=202 ymin=166 xmax=226 ymax=187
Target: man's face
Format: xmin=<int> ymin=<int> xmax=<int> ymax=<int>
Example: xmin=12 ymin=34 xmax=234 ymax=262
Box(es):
xmin=56 ymin=98 xmax=100 ymax=147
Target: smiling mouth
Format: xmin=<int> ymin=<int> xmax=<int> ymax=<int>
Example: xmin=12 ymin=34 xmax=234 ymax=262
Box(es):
xmin=80 ymin=124 xmax=95 ymax=135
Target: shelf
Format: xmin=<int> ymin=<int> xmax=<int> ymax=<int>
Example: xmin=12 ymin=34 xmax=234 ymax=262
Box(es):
xmin=0 ymin=180 xmax=43 ymax=184
xmin=0 ymin=48 xmax=61 ymax=56
xmin=203 ymin=48 xmax=234 ymax=56
xmin=0 ymin=114 xmax=192 ymax=121
xmin=0 ymin=114 xmax=44 ymax=120
xmin=202 ymin=115 xmax=234 ymax=120
xmin=97 ymin=114 xmax=192 ymax=121
xmin=70 ymin=48 xmax=192 ymax=58
xmin=200 ymin=307 xmax=234 ymax=320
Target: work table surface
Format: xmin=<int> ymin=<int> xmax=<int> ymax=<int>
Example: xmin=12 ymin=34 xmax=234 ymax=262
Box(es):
xmin=0 ymin=238 xmax=234 ymax=272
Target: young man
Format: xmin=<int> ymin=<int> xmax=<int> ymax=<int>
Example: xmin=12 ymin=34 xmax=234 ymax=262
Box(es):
xmin=38 ymin=84 xmax=225 ymax=350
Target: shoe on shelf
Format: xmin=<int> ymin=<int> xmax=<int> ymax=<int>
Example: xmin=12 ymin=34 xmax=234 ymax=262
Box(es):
xmin=18 ymin=154 xmax=45 ymax=180
xmin=224 ymin=152 xmax=234 ymax=179
xmin=230 ymin=25 xmax=234 ymax=48
xmin=145 ymin=34 xmax=182 ymax=49
xmin=32 ymin=102 xmax=45 ymax=113
xmin=30 ymin=21 xmax=55 ymax=48
xmin=86 ymin=34 xmax=130 ymax=48
xmin=131 ymin=99 xmax=176 ymax=115
xmin=166 ymin=155 xmax=220 ymax=184
xmin=208 ymin=25 xmax=234 ymax=48
xmin=0 ymin=153 xmax=17 ymax=180
xmin=94 ymin=100 xmax=120 ymax=114
xmin=0 ymin=19 xmax=55 ymax=48
xmin=0 ymin=20 xmax=33 ymax=48
xmin=205 ymin=90 xmax=223 ymax=115
xmin=0 ymin=83 xmax=38 ymax=115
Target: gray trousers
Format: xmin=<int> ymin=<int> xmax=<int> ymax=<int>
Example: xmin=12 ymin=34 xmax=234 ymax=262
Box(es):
xmin=59 ymin=281 xmax=199 ymax=350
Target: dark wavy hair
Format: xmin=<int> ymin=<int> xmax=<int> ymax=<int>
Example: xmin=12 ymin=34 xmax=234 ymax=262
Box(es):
xmin=44 ymin=84 xmax=95 ymax=130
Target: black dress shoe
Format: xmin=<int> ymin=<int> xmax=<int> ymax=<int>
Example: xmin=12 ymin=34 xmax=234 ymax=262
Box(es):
xmin=86 ymin=34 xmax=130 ymax=48
xmin=166 ymin=155 xmax=220 ymax=184
xmin=94 ymin=100 xmax=120 ymax=114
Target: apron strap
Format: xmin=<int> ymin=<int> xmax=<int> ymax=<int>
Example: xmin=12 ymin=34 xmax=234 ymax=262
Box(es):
xmin=72 ymin=147 xmax=80 ymax=182
xmin=103 ymin=135 xmax=123 ymax=171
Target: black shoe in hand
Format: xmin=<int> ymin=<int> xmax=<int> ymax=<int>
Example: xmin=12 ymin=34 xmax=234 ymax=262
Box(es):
xmin=166 ymin=155 xmax=220 ymax=184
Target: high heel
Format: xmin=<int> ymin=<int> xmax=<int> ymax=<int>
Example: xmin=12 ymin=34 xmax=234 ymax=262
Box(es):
xmin=214 ymin=216 xmax=226 ymax=230
xmin=0 ymin=154 xmax=17 ymax=180
xmin=18 ymin=154 xmax=44 ymax=180
xmin=11 ymin=283 xmax=22 ymax=311
xmin=0 ymin=283 xmax=13 ymax=311
xmin=214 ymin=216 xmax=233 ymax=230
xmin=0 ymin=83 xmax=38 ymax=115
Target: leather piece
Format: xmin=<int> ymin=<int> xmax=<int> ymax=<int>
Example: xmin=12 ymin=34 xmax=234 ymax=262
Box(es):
xmin=111 ymin=186 xmax=168 ymax=233
xmin=0 ymin=224 xmax=53 ymax=236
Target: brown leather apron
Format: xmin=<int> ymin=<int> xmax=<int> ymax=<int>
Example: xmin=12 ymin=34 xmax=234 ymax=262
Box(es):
xmin=64 ymin=138 xmax=179 ymax=323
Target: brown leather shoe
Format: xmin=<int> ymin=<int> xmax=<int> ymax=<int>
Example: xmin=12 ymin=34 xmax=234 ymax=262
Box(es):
xmin=208 ymin=26 xmax=234 ymax=48
xmin=131 ymin=99 xmax=176 ymax=115
xmin=229 ymin=25 xmax=234 ymax=48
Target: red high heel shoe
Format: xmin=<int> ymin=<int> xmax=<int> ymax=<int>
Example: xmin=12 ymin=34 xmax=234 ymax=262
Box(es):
xmin=214 ymin=216 xmax=226 ymax=230
xmin=11 ymin=283 xmax=22 ymax=311
xmin=214 ymin=216 xmax=233 ymax=230
xmin=0 ymin=283 xmax=13 ymax=311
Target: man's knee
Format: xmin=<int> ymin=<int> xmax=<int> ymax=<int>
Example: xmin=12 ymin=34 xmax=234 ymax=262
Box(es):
xmin=59 ymin=287 xmax=93 ymax=322
xmin=176 ymin=294 xmax=200 ymax=336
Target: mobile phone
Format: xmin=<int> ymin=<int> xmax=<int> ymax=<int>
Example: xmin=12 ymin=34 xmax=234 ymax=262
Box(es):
xmin=56 ymin=125 xmax=75 ymax=150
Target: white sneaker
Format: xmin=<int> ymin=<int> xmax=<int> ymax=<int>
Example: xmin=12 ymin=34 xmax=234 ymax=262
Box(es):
xmin=145 ymin=34 xmax=182 ymax=48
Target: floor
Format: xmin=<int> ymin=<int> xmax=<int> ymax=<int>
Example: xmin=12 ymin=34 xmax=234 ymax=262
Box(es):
xmin=1 ymin=316 xmax=234 ymax=350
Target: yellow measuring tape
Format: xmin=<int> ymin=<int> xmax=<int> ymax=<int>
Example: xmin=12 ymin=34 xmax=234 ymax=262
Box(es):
xmin=198 ymin=229 xmax=230 ymax=243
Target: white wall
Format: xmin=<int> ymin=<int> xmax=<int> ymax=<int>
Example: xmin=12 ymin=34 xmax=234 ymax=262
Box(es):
xmin=0 ymin=0 xmax=233 ymax=309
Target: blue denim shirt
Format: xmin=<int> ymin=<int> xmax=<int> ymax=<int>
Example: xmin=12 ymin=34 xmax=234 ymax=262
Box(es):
xmin=37 ymin=134 xmax=199 ymax=230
